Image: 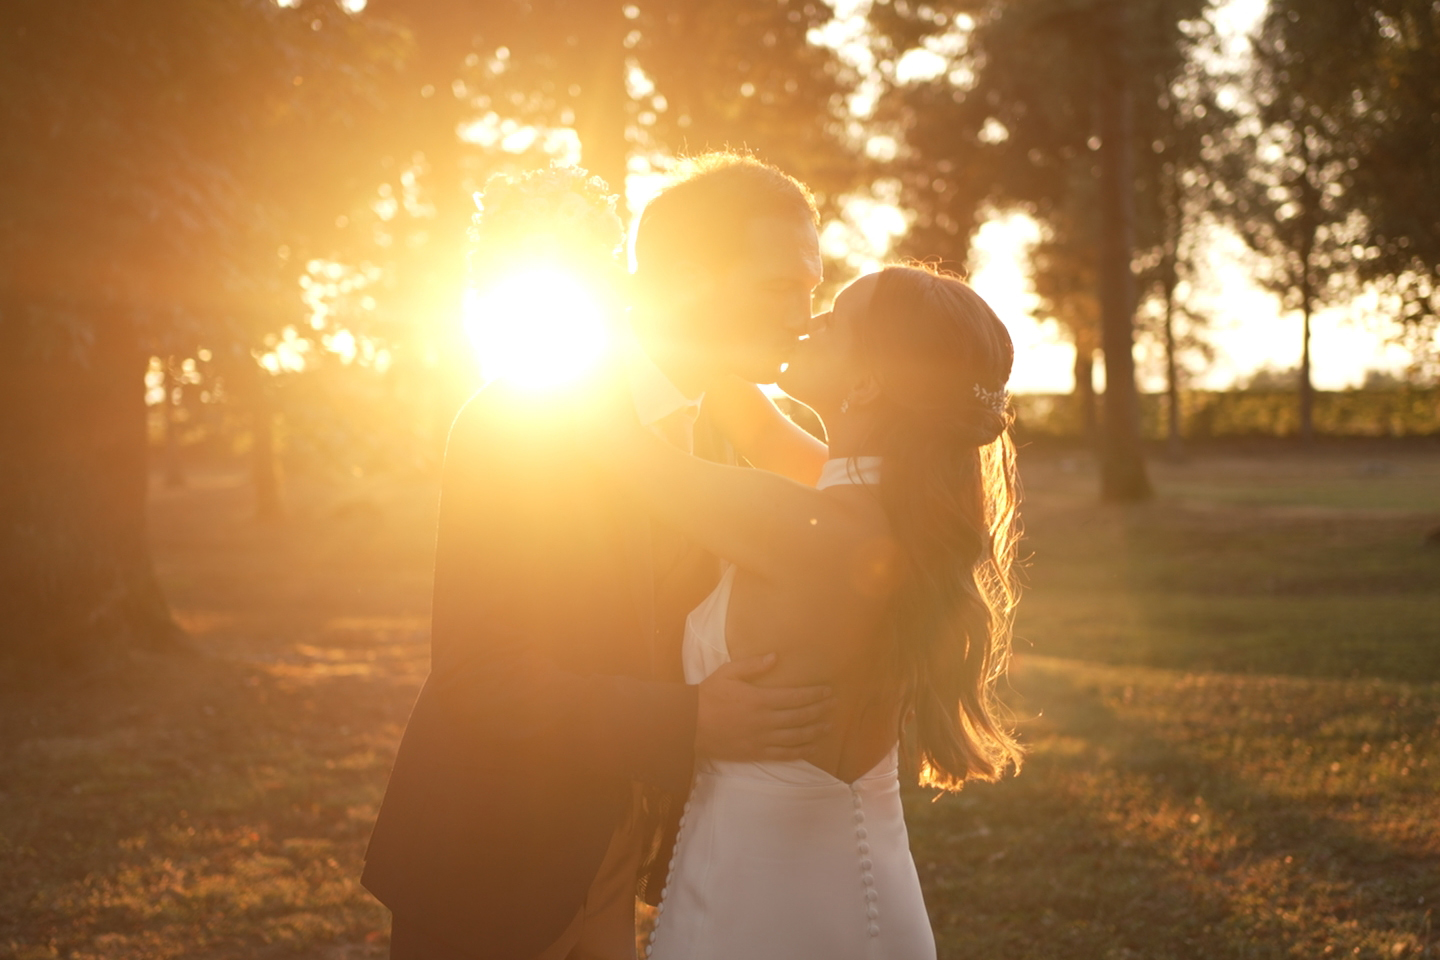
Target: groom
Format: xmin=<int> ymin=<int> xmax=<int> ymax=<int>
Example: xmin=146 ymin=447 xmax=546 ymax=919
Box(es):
xmin=363 ymin=153 xmax=829 ymax=959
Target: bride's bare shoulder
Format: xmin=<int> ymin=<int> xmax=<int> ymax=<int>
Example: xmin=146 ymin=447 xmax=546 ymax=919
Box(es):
xmin=784 ymin=487 xmax=899 ymax=602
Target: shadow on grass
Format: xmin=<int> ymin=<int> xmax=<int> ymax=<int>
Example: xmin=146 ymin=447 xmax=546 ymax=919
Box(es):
xmin=1014 ymin=465 xmax=1440 ymax=684
xmin=9 ymin=451 xmax=1439 ymax=958
xmin=906 ymin=658 xmax=1438 ymax=959
xmin=0 ymin=637 xmax=424 ymax=959
xmin=0 ymin=467 xmax=441 ymax=958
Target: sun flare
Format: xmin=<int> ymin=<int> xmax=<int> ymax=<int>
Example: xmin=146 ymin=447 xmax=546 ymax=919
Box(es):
xmin=463 ymin=265 xmax=613 ymax=391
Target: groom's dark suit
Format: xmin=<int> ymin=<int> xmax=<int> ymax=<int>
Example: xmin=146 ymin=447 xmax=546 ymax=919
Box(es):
xmin=363 ymin=381 xmax=723 ymax=959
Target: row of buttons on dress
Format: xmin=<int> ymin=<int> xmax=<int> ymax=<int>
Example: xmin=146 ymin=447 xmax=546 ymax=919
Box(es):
xmin=643 ymin=775 xmax=697 ymax=959
xmin=647 ymin=777 xmax=882 ymax=951
xmin=853 ymin=785 xmax=881 ymax=938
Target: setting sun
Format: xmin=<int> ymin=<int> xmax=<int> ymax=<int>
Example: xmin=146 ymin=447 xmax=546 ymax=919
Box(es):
xmin=462 ymin=265 xmax=613 ymax=391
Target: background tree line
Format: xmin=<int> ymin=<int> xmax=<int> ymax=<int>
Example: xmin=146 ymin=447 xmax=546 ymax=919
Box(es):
xmin=1 ymin=0 xmax=1436 ymax=667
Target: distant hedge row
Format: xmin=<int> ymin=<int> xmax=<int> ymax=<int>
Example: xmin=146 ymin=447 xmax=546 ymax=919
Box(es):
xmin=1012 ymin=389 xmax=1440 ymax=439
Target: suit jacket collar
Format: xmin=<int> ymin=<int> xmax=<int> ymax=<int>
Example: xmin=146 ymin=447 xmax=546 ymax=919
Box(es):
xmin=619 ymin=500 xmax=658 ymax=677
xmin=623 ymin=328 xmax=703 ymax=428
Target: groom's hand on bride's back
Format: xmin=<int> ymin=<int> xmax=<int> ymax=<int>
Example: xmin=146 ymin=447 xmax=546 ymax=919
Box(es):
xmin=696 ymin=654 xmax=833 ymax=761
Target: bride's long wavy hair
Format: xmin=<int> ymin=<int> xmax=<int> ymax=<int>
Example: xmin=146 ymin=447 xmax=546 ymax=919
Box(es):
xmin=858 ymin=264 xmax=1024 ymax=790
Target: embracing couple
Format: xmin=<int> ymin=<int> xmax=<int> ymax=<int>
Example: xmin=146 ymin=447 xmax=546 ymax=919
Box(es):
xmin=362 ymin=153 xmax=1024 ymax=960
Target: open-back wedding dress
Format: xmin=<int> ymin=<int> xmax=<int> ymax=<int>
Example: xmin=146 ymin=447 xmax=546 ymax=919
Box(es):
xmin=646 ymin=458 xmax=937 ymax=960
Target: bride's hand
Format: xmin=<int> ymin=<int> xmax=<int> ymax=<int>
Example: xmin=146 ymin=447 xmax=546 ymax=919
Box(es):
xmin=704 ymin=376 xmax=827 ymax=486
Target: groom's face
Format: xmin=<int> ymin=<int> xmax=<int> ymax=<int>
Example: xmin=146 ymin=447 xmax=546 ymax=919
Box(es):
xmin=697 ymin=215 xmax=822 ymax=384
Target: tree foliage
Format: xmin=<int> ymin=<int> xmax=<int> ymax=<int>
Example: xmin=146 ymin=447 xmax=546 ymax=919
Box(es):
xmin=873 ymin=1 xmax=1206 ymax=256
xmin=635 ymin=0 xmax=857 ymax=199
xmin=0 ymin=0 xmax=865 ymax=666
xmin=411 ymin=0 xmax=858 ymax=204
xmin=1243 ymin=0 xmax=1440 ymax=353
xmin=1350 ymin=1 xmax=1440 ymax=334
xmin=0 ymin=0 xmax=405 ymax=666
xmin=1216 ymin=5 xmax=1366 ymax=440
xmin=871 ymin=0 xmax=1215 ymax=496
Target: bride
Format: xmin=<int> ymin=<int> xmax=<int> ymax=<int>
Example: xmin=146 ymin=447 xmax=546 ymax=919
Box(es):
xmin=593 ymin=263 xmax=1025 ymax=959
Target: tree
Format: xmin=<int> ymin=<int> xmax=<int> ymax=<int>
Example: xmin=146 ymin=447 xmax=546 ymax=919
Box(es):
xmin=371 ymin=0 xmax=856 ymax=210
xmin=1142 ymin=143 xmax=1204 ymax=459
xmin=1220 ymin=1 xmax=1440 ymax=428
xmin=1261 ymin=0 xmax=1440 ymax=367
xmin=1351 ymin=0 xmax=1440 ymax=343
xmin=1030 ymin=200 xmax=1103 ymax=442
xmin=1091 ymin=1 xmax=1153 ymax=498
xmin=436 ymin=0 xmax=858 ymax=205
xmin=0 ymin=0 xmax=863 ymax=669
xmin=1219 ymin=4 xmax=1362 ymax=443
xmin=873 ymin=0 xmax=1215 ymax=498
xmin=1137 ymin=156 xmax=1214 ymax=459
xmin=1131 ymin=17 xmax=1226 ymax=458
xmin=635 ymin=0 xmax=857 ymax=201
xmin=286 ymin=1 xmax=860 ymax=483
xmin=0 ymin=0 xmax=404 ymax=667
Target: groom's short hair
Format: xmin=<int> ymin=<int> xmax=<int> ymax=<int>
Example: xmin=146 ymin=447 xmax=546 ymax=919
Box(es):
xmin=630 ymin=152 xmax=818 ymax=276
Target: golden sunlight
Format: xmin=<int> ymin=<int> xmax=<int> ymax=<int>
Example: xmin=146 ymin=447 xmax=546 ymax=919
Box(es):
xmin=462 ymin=265 xmax=612 ymax=391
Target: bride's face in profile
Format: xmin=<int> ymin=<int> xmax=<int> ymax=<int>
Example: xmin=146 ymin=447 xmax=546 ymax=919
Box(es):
xmin=776 ymin=272 xmax=879 ymax=420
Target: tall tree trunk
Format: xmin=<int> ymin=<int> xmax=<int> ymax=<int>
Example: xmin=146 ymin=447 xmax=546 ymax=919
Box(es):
xmin=1162 ymin=288 xmax=1183 ymax=460
xmin=1299 ymin=298 xmax=1315 ymax=443
xmin=574 ymin=4 xmax=630 ymax=201
xmin=1159 ymin=159 xmax=1184 ymax=461
xmin=250 ymin=379 xmax=284 ymax=522
xmin=0 ymin=299 xmax=182 ymax=669
xmin=1073 ymin=343 xmax=1098 ymax=444
xmin=1095 ymin=3 xmax=1153 ymax=501
xmin=224 ymin=355 xmax=284 ymax=521
xmin=1297 ymin=128 xmax=1318 ymax=446
xmin=162 ymin=359 xmax=186 ymax=489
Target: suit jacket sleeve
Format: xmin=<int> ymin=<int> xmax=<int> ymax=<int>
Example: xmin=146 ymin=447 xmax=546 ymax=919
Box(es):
xmin=427 ymin=389 xmax=698 ymax=795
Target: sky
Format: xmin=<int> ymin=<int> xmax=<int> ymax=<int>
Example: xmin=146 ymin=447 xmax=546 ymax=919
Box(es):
xmin=964 ymin=209 xmax=1422 ymax=394
xmin=816 ymin=0 xmax=1429 ymax=394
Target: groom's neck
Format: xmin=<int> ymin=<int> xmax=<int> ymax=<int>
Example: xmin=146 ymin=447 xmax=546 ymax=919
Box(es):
xmin=630 ymin=309 xmax=715 ymax=399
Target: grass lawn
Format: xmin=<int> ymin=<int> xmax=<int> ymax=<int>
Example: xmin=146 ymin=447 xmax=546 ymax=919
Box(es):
xmin=3 ymin=441 xmax=1438 ymax=959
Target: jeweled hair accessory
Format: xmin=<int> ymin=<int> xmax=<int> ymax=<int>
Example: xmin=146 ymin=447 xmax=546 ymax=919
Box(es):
xmin=974 ymin=383 xmax=1009 ymax=414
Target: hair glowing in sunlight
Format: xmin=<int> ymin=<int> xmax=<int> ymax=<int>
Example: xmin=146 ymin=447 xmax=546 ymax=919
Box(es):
xmin=463 ymin=265 xmax=612 ymax=391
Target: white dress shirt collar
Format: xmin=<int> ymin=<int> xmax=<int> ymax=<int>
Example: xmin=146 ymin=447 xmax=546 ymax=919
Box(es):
xmin=623 ymin=328 xmax=702 ymax=428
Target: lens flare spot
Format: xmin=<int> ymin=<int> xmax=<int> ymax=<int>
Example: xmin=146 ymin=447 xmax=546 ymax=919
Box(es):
xmin=464 ymin=266 xmax=611 ymax=391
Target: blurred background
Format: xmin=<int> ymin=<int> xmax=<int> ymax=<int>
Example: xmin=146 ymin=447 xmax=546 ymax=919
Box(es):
xmin=1 ymin=1 xmax=1436 ymax=958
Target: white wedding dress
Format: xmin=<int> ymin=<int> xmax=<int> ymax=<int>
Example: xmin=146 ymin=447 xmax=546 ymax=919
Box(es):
xmin=646 ymin=458 xmax=937 ymax=960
